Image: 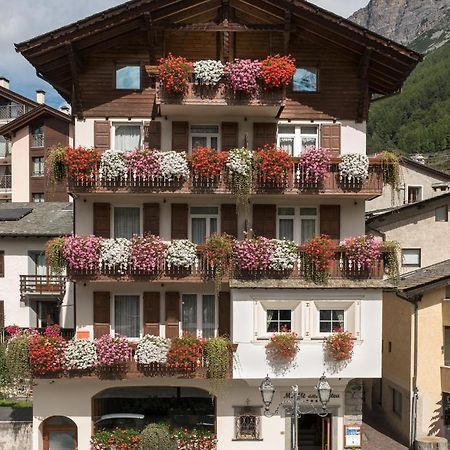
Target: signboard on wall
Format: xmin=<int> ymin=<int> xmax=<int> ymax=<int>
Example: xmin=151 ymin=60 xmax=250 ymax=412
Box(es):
xmin=344 ymin=425 xmax=361 ymax=448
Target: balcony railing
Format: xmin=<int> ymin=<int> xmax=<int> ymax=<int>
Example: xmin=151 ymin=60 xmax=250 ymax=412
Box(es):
xmin=0 ymin=104 xmax=29 ymax=121
xmin=19 ymin=275 xmax=67 ymax=297
xmin=31 ymin=134 xmax=45 ymax=148
xmin=0 ymin=175 xmax=11 ymax=192
xmin=68 ymin=158 xmax=384 ymax=196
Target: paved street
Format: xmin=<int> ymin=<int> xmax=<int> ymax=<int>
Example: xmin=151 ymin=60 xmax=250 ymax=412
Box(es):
xmin=362 ymin=422 xmax=408 ymax=450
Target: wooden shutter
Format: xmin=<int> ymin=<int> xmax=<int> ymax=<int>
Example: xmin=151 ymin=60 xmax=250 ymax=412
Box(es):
xmin=171 ymin=204 xmax=188 ymax=239
xmin=143 ymin=292 xmax=160 ymax=336
xmin=252 ymin=204 xmax=276 ymax=238
xmin=143 ymin=203 xmax=160 ymax=236
xmin=320 ymin=124 xmax=341 ymax=156
xmin=221 ymin=204 xmax=238 ymax=237
xmin=221 ymin=122 xmax=239 ymax=151
xmin=144 ymin=121 xmax=162 ymax=150
xmin=253 ymin=123 xmax=277 ymax=150
xmin=94 ymin=121 xmax=111 ymax=151
xmin=165 ymin=291 xmax=180 ymax=339
xmin=93 ymin=291 xmax=110 ymax=338
xmin=218 ymin=291 xmax=231 ymax=337
xmin=172 ymin=121 xmax=189 ymax=152
xmin=93 ymin=203 xmax=111 ymax=238
xmin=320 ymin=205 xmax=341 ymax=240
xmin=0 ymin=251 xmax=4 ymax=278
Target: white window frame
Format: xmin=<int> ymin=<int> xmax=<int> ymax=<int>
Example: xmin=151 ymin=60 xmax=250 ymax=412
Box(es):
xmin=112 ymin=205 xmax=143 ymax=239
xmin=112 ymin=121 xmax=143 ymax=151
xmin=189 ymin=206 xmax=220 ymax=244
xmin=406 ymin=185 xmax=423 ymax=204
xmin=277 ymin=124 xmax=319 ymax=157
xmin=299 ymin=207 xmax=318 ymax=244
xmin=111 ymin=293 xmax=143 ymax=340
xmin=180 ymin=293 xmax=218 ymax=338
xmin=276 ymin=207 xmax=319 ymax=243
xmin=311 ymin=301 xmax=355 ymax=338
xmin=189 ymin=124 xmax=220 ymax=152
xmin=277 ymin=207 xmax=295 ymax=241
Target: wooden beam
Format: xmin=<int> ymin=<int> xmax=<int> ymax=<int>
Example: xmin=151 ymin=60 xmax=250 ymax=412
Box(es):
xmin=357 ymin=48 xmax=372 ymax=123
xmin=284 ymin=10 xmax=292 ymax=53
xmin=66 ymin=42 xmax=83 ymax=118
xmin=152 ymin=0 xmax=221 ymax=22
xmin=36 ymin=71 xmax=71 ymax=99
xmin=160 ymin=22 xmax=286 ymax=32
xmin=142 ymin=12 xmax=157 ymax=64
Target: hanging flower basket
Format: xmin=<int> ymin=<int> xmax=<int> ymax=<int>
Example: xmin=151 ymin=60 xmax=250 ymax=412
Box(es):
xmin=226 ymin=147 xmax=254 ymax=202
xmin=28 ymin=334 xmax=66 ymax=376
xmin=297 ymin=146 xmax=332 ymax=185
xmin=62 ymin=235 xmax=102 ymax=272
xmin=204 ymin=234 xmax=233 ymax=292
xmin=193 ymin=60 xmax=224 ymax=87
xmin=224 ymin=59 xmax=261 ymax=95
xmin=166 ymin=336 xmax=204 ymax=373
xmin=340 ymin=235 xmax=381 ymax=271
xmin=99 ymin=149 xmax=128 ymax=181
xmin=303 ymin=235 xmax=335 ymax=284
xmin=99 ymin=238 xmax=131 ymax=275
xmin=325 ymin=329 xmax=354 ymax=362
xmin=47 ymin=145 xmax=68 ymax=184
xmin=190 ymin=147 xmax=226 ymax=180
xmin=158 ymin=53 xmax=192 ymax=95
xmin=129 ymin=235 xmax=167 ymax=274
xmin=255 ymin=145 xmax=291 ymax=187
xmin=65 ymin=146 xmax=100 ymax=182
xmin=339 ymin=153 xmax=369 ymax=184
xmin=266 ymin=331 xmax=299 ymax=361
xmin=261 ymin=54 xmax=296 ymax=89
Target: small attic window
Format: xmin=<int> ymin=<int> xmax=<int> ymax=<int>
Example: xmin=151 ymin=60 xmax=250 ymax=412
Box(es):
xmin=115 ymin=64 xmax=141 ymax=90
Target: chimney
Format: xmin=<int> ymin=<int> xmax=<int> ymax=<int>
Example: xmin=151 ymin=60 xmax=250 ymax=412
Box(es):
xmin=36 ymin=90 xmax=46 ymax=104
xmin=0 ymin=77 xmax=9 ymax=89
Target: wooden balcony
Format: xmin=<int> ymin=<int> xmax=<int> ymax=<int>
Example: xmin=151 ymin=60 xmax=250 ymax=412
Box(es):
xmin=19 ymin=275 xmax=66 ymax=298
xmin=68 ymin=158 xmax=384 ymax=198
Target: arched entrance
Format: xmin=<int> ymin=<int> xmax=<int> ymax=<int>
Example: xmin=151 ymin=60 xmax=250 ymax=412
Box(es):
xmin=42 ymin=416 xmax=77 ymax=450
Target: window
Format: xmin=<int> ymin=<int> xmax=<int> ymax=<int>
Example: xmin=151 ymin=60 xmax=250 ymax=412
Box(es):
xmin=436 ymin=206 xmax=448 ymax=222
xmin=266 ymin=309 xmax=292 ymax=333
xmin=234 ymin=406 xmax=261 ymax=440
xmin=392 ymin=388 xmax=402 ymax=417
xmin=32 ymin=157 xmax=45 ymax=177
xmin=277 ymin=125 xmax=318 ymax=156
xmin=32 ymin=193 xmax=45 ymax=203
xmin=114 ymin=295 xmax=140 ymax=338
xmin=37 ymin=301 xmax=59 ymax=328
xmin=276 ymin=207 xmax=317 ymax=243
xmin=319 ymin=309 xmax=344 ymax=333
xmin=0 ymin=136 xmax=10 ymax=158
xmin=30 ymin=252 xmax=47 ymax=276
xmin=190 ymin=125 xmax=219 ymax=150
xmin=444 ymin=327 xmax=450 ymax=366
xmin=292 ymin=67 xmax=318 ymax=92
xmin=300 ymin=208 xmax=317 ymax=243
xmin=190 ymin=207 xmax=218 ymax=244
xmin=115 ymin=64 xmax=141 ymax=90
xmin=277 ymin=207 xmax=295 ymax=241
xmin=401 ymin=249 xmax=421 ymax=267
xmin=31 ymin=125 xmax=44 ymax=148
xmin=407 ymin=186 xmax=422 ymax=203
xmin=181 ymin=294 xmax=216 ymax=338
xmin=114 ymin=207 xmax=140 ymax=239
xmin=114 ymin=124 xmax=142 ymax=151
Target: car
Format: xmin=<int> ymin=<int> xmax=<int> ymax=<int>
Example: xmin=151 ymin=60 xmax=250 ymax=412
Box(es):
xmin=95 ymin=413 xmax=146 ymax=431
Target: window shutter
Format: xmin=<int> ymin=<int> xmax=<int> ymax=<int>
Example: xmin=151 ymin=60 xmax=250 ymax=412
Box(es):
xmin=221 ymin=204 xmax=238 ymax=237
xmin=320 ymin=124 xmax=341 ymax=156
xmin=252 ymin=204 xmax=276 ymax=238
xmin=93 ymin=203 xmax=111 ymax=238
xmin=319 ymin=205 xmax=341 ymax=240
xmin=93 ymin=291 xmax=110 ymax=338
xmin=143 ymin=292 xmax=160 ymax=336
xmin=94 ymin=121 xmax=111 ymax=151
xmin=0 ymin=301 xmax=4 ymax=330
xmin=172 ymin=121 xmax=189 ymax=152
xmin=171 ymin=204 xmax=188 ymax=239
xmin=144 ymin=121 xmax=162 ymax=150
xmin=165 ymin=291 xmax=180 ymax=339
xmin=0 ymin=251 xmax=4 ymax=278
xmin=143 ymin=203 xmax=160 ymax=236
xmin=253 ymin=123 xmax=277 ymax=150
xmin=218 ymin=291 xmax=231 ymax=337
xmin=221 ymin=122 xmax=239 ymax=151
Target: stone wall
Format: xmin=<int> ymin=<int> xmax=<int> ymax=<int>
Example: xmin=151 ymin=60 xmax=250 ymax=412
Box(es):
xmin=0 ymin=421 xmax=32 ymax=450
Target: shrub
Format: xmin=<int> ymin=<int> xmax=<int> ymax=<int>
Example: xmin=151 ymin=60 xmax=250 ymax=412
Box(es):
xmin=141 ymin=423 xmax=175 ymax=450
xmin=5 ymin=336 xmax=30 ymax=385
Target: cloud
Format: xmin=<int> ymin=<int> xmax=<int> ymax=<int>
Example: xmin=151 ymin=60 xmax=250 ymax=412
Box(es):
xmin=0 ymin=0 xmax=369 ymax=107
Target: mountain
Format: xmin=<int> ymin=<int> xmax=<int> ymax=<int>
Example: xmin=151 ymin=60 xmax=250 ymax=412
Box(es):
xmin=350 ymin=0 xmax=450 ymax=53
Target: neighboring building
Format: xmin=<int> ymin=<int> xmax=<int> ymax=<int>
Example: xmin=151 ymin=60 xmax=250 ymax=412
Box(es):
xmin=367 ymin=156 xmax=450 ymax=213
xmin=367 ymin=192 xmax=450 ymax=274
xmin=14 ymin=0 xmax=420 ymax=449
xmin=365 ymin=261 xmax=450 ymax=446
xmin=0 ymin=202 xmax=74 ymax=332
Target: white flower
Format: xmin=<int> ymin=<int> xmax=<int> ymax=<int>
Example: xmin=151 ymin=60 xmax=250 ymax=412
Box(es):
xmin=99 ymin=149 xmax=128 ymax=181
xmin=226 ymin=147 xmax=253 ymax=176
xmin=193 ymin=60 xmax=224 ymax=86
xmin=269 ymin=240 xmax=298 ymax=271
xmin=99 ymin=239 xmax=131 ymax=274
xmin=65 ymin=339 xmax=97 ymax=370
xmin=135 ymin=335 xmax=171 ymax=365
xmin=339 ymin=153 xmax=369 ymax=182
xmin=159 ymin=151 xmax=189 ymax=180
xmin=166 ymin=240 xmax=197 ymax=268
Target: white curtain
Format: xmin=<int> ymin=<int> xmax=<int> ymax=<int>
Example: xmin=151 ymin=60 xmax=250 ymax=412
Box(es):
xmin=115 ymin=125 xmax=141 ymax=151
xmin=301 ymin=219 xmax=316 ymax=243
xmin=114 ymin=207 xmax=140 ymax=239
xmin=115 ymin=296 xmax=140 ymax=338
xmin=191 ymin=218 xmax=206 ymax=245
xmin=182 ymin=294 xmax=197 ymax=336
xmin=202 ymin=295 xmax=215 ymax=338
xmin=279 ymin=219 xmax=294 ymax=241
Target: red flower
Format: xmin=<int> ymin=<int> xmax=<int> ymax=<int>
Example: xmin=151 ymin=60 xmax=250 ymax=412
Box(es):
xmin=65 ymin=146 xmax=100 ymax=182
xmin=325 ymin=329 xmax=354 ymax=361
xmin=159 ymin=53 xmax=192 ymax=95
xmin=190 ymin=147 xmax=227 ymax=179
xmin=261 ymin=54 xmax=296 ymax=89
xmin=255 ymin=145 xmax=291 ymax=185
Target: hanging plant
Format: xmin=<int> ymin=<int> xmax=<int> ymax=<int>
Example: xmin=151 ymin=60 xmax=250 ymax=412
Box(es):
xmin=45 ymin=237 xmax=66 ymax=274
xmin=160 ymin=151 xmax=190 ymax=181
xmin=204 ymin=337 xmax=230 ymax=395
xmin=65 ymin=146 xmax=100 ymax=182
xmin=190 ymin=147 xmax=226 ymax=179
xmin=129 ymin=235 xmax=167 ymax=274
xmin=255 ymin=145 xmax=291 ymax=186
xmin=99 ymin=238 xmax=131 ymax=275
xmin=339 ymin=153 xmax=369 ymax=183
xmin=65 ymin=339 xmax=97 ymax=372
xmin=62 ymin=235 xmax=102 ymax=271
xmin=166 ymin=336 xmax=204 ymax=372
xmin=269 ymin=240 xmax=298 ymax=271
xmin=193 ymin=60 xmax=224 ymax=86
xmin=204 ymin=234 xmax=233 ymax=293
xmin=224 ymin=59 xmax=261 ymax=95
xmin=166 ymin=240 xmax=198 ymax=268
xmin=266 ymin=331 xmax=299 ymax=361
xmin=325 ymin=329 xmax=354 ymax=362
xmin=226 ymin=147 xmax=254 ymax=203
xmin=5 ymin=335 xmax=31 ymax=388
xmin=261 ymin=54 xmax=296 ymax=89
xmin=382 ymin=240 xmax=400 ymax=282
xmin=46 ymin=145 xmax=67 ymax=184
xmin=298 ymin=146 xmax=332 ymax=184
xmin=135 ymin=335 xmax=171 ymax=366
xmin=99 ymin=149 xmax=128 ymax=181
xmin=158 ymin=53 xmax=192 ymax=95
xmin=378 ymin=151 xmax=401 ymax=204
xmin=233 ymin=237 xmax=274 ymax=271
xmin=340 ymin=235 xmax=382 ymax=270
xmin=28 ymin=334 xmax=66 ymax=376
xmin=303 ymin=235 xmax=335 ymax=284
xmin=125 ymin=149 xmax=162 ymax=180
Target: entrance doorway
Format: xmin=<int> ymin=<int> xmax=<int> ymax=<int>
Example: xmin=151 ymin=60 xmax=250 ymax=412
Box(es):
xmin=298 ymin=414 xmax=331 ymax=450
xmin=42 ymin=416 xmax=77 ymax=450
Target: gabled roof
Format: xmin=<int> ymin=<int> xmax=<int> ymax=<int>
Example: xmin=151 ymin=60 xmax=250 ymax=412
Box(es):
xmin=15 ymin=0 xmax=422 ymax=102
xmin=0 ymin=104 xmax=72 ymax=138
xmin=400 ymin=157 xmax=450 ymax=181
xmin=0 ymin=85 xmax=39 ymax=109
xmin=0 ymin=202 xmax=73 ymax=237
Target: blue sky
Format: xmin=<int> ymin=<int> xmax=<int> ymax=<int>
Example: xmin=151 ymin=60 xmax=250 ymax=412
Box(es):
xmin=0 ymin=0 xmax=370 ymax=108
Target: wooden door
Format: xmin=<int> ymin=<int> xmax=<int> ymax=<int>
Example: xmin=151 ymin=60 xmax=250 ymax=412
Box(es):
xmin=43 ymin=425 xmax=77 ymax=450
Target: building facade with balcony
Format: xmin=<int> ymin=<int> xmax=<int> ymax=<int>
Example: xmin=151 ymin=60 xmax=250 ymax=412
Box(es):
xmin=14 ymin=1 xmax=421 ymax=449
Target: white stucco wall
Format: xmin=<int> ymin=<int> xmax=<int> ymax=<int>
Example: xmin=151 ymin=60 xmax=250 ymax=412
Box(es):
xmin=11 ymin=126 xmax=30 ymax=202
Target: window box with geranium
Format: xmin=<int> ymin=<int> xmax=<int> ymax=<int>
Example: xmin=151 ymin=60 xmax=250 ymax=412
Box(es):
xmin=124 ymin=148 xmax=161 ymax=181
xmin=190 ymin=147 xmax=226 ymax=186
xmin=62 ymin=235 xmax=102 ymax=272
xmin=233 ymin=237 xmax=273 ymax=272
xmin=65 ymin=146 xmax=100 ymax=182
xmin=255 ymin=145 xmax=291 ymax=188
xmin=129 ymin=235 xmax=167 ymax=274
xmin=303 ymin=235 xmax=335 ymax=284
xmin=95 ymin=335 xmax=132 ymax=374
xmin=99 ymin=238 xmax=131 ymax=275
xmin=135 ymin=335 xmax=171 ymax=371
xmin=99 ymin=149 xmax=128 ymax=182
xmin=65 ymin=339 xmax=97 ymax=374
xmin=160 ymin=150 xmax=190 ymax=181
xmin=339 ymin=153 xmax=369 ymax=185
xmin=269 ymin=240 xmax=298 ymax=272
xmin=28 ymin=334 xmax=66 ymax=376
xmin=158 ymin=53 xmax=192 ymax=95
xmin=261 ymin=54 xmax=296 ymax=89
xmin=266 ymin=331 xmax=299 ymax=362
xmin=325 ymin=329 xmax=354 ymax=362
xmin=193 ymin=60 xmax=224 ymax=87
xmin=224 ymin=59 xmax=261 ymax=95
xmin=340 ymin=235 xmax=381 ymax=273
xmin=167 ymin=336 xmax=204 ymax=373
xmin=297 ymin=146 xmax=331 ymax=188
xmin=166 ymin=240 xmax=198 ymax=269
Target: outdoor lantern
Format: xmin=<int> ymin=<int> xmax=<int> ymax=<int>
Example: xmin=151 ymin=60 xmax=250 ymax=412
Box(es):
xmin=259 ymin=375 xmax=276 ymax=410
xmin=316 ymin=375 xmax=332 ymax=409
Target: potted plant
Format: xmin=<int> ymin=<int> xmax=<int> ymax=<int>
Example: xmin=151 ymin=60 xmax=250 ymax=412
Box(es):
xmin=135 ymin=335 xmax=171 ymax=372
xmin=303 ymin=235 xmax=335 ymax=284
xmin=204 ymin=234 xmax=233 ymax=292
xmin=339 ymin=153 xmax=369 ymax=184
xmin=158 ymin=53 xmax=192 ymax=95
xmin=340 ymin=235 xmax=381 ymax=271
xmin=65 ymin=146 xmax=100 ymax=183
xmin=129 ymin=235 xmax=167 ymax=274
xmin=226 ymin=147 xmax=254 ymax=203
xmin=47 ymin=144 xmax=67 ymax=184
xmin=166 ymin=336 xmax=204 ymax=373
xmin=125 ymin=148 xmax=162 ymax=181
xmin=166 ymin=240 xmax=198 ymax=269
xmin=160 ymin=150 xmax=190 ymax=182
xmin=28 ymin=334 xmax=66 ymax=376
xmin=65 ymin=339 xmax=97 ymax=374
xmin=99 ymin=149 xmax=128 ymax=182
xmin=266 ymin=330 xmax=299 ymax=361
xmin=193 ymin=59 xmax=224 ymax=87
xmin=45 ymin=237 xmax=66 ymax=274
xmin=95 ymin=334 xmax=132 ymax=375
xmin=224 ymin=59 xmax=261 ymax=95
xmin=99 ymin=238 xmax=131 ymax=275
xmin=255 ymin=145 xmax=291 ymax=187
xmin=260 ymin=54 xmax=296 ymax=89
xmin=269 ymin=240 xmax=298 ymax=272
xmin=325 ymin=329 xmax=354 ymax=362
xmin=190 ymin=147 xmax=226 ymax=183
xmin=297 ymin=146 xmax=332 ymax=186
xmin=62 ymin=235 xmax=102 ymax=272
xmin=233 ymin=237 xmax=274 ymax=272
